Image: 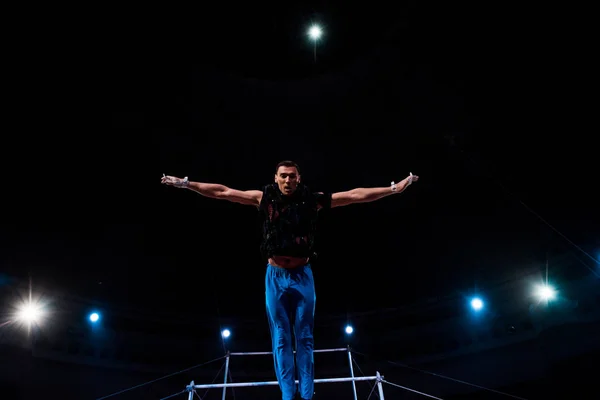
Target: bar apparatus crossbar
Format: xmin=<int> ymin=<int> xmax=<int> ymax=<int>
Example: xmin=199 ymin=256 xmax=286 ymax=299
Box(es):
xmin=229 ymin=347 xmax=347 ymax=356
xmin=186 ymin=347 xmax=385 ymax=399
xmin=191 ymin=375 xmax=379 ymax=389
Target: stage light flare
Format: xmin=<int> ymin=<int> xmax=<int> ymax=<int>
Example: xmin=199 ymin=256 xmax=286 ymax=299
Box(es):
xmin=89 ymin=312 xmax=100 ymax=323
xmin=222 ymin=329 xmax=231 ymax=338
xmin=16 ymin=300 xmax=45 ymax=326
xmin=345 ymin=325 xmax=353 ymax=335
xmin=470 ymin=297 xmax=484 ymax=311
xmin=18 ymin=304 xmax=40 ymax=322
xmin=535 ymin=284 xmax=556 ymax=301
xmin=308 ymin=25 xmax=322 ymax=40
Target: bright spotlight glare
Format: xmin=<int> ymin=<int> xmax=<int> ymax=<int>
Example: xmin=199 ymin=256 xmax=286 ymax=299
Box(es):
xmin=308 ymin=25 xmax=322 ymax=40
xmin=89 ymin=312 xmax=100 ymax=323
xmin=17 ymin=302 xmax=43 ymax=324
xmin=345 ymin=325 xmax=353 ymax=334
xmin=536 ymin=284 xmax=556 ymax=301
xmin=470 ymin=297 xmax=483 ymax=311
xmin=222 ymin=329 xmax=231 ymax=338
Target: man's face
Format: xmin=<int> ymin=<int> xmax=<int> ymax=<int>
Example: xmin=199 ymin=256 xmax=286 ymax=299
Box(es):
xmin=275 ymin=166 xmax=300 ymax=195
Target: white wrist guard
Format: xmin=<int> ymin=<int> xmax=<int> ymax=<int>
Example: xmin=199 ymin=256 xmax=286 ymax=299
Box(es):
xmin=391 ymin=172 xmax=413 ymax=192
xmin=175 ymin=176 xmax=189 ymax=188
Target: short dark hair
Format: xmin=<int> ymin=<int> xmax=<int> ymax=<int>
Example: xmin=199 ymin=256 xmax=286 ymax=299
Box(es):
xmin=275 ymin=160 xmax=300 ymax=175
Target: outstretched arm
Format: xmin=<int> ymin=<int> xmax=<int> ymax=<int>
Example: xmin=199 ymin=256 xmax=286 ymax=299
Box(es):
xmin=331 ymin=173 xmax=418 ymax=208
xmin=161 ymin=175 xmax=262 ymax=207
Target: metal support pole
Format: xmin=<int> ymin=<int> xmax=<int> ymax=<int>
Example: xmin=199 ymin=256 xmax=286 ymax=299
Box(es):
xmin=376 ymin=371 xmax=385 ymax=400
xmin=222 ymin=353 xmax=230 ymax=400
xmin=187 ymin=381 xmax=195 ymax=400
xmin=347 ymin=346 xmax=358 ymax=400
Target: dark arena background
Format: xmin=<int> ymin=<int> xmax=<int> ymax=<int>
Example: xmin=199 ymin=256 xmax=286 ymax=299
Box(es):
xmin=2 ymin=2 xmax=598 ymax=400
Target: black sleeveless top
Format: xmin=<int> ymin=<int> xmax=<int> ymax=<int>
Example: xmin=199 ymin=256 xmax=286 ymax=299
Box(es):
xmin=258 ymin=183 xmax=331 ymax=259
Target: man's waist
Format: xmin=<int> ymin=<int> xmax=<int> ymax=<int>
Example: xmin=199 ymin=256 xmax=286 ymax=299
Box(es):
xmin=268 ymin=255 xmax=309 ymax=269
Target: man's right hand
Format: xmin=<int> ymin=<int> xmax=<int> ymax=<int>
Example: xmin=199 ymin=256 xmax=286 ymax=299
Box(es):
xmin=161 ymin=174 xmax=189 ymax=188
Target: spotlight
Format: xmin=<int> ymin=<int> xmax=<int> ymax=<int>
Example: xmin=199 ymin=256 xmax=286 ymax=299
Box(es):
xmin=17 ymin=302 xmax=42 ymax=324
xmin=308 ymin=25 xmax=322 ymax=40
xmin=345 ymin=325 xmax=353 ymax=335
xmin=470 ymin=297 xmax=484 ymax=311
xmin=89 ymin=312 xmax=100 ymax=323
xmin=221 ymin=329 xmax=231 ymax=338
xmin=15 ymin=299 xmax=46 ymax=328
xmin=535 ymin=284 xmax=556 ymax=301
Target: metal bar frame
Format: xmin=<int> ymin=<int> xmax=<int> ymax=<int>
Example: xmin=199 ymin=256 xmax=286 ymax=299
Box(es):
xmin=191 ymin=375 xmax=380 ymax=389
xmin=221 ymin=353 xmax=230 ymax=400
xmin=347 ymin=346 xmax=358 ymax=400
xmin=229 ymin=347 xmax=347 ymax=356
xmin=185 ymin=347 xmax=384 ymax=398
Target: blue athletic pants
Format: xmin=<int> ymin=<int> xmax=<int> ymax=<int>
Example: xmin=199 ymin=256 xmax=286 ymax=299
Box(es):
xmin=265 ymin=263 xmax=315 ymax=400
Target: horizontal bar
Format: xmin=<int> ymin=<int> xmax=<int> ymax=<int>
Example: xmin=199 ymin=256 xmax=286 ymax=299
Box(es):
xmin=193 ymin=376 xmax=378 ymax=389
xmin=230 ymin=348 xmax=347 ymax=356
